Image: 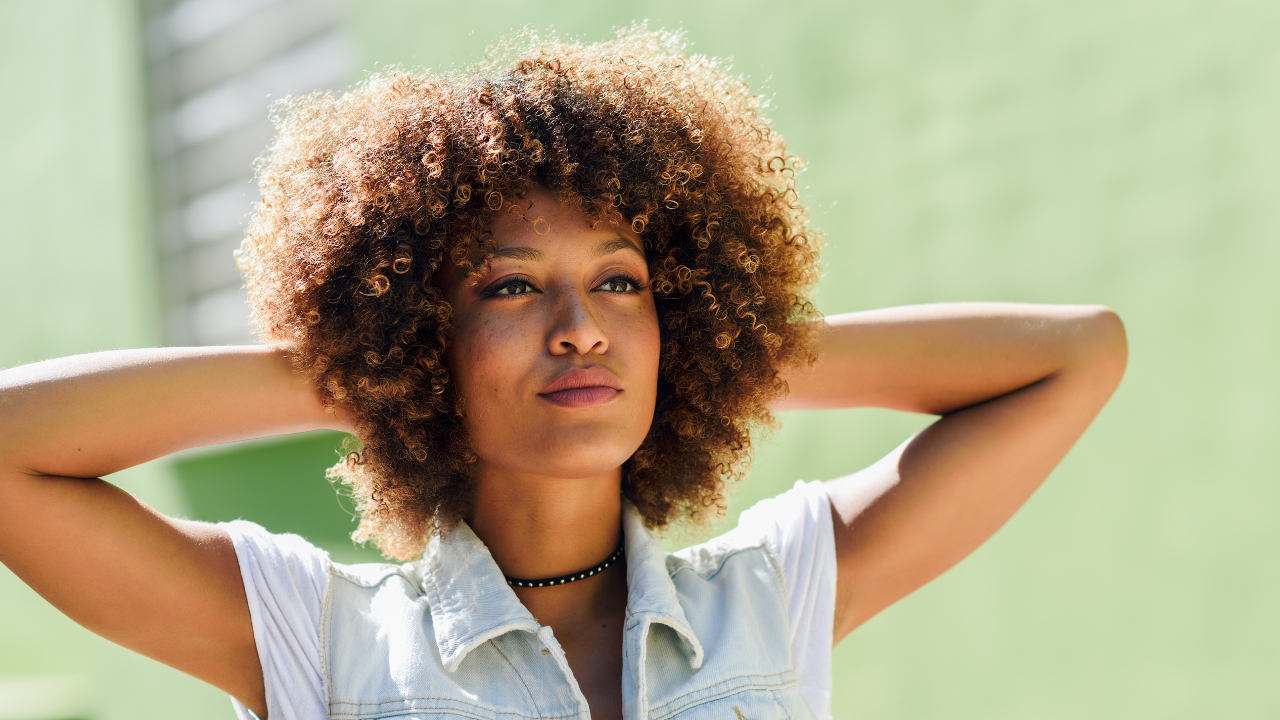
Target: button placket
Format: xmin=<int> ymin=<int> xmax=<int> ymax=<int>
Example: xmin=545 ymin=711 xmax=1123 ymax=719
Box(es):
xmin=536 ymin=625 xmax=592 ymax=720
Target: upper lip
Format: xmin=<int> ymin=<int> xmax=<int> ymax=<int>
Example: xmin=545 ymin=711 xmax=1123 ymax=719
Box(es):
xmin=538 ymin=367 xmax=624 ymax=395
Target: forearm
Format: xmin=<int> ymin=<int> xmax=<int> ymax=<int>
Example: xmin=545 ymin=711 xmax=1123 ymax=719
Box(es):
xmin=0 ymin=345 xmax=345 ymax=479
xmin=798 ymin=302 xmax=1129 ymax=636
xmin=778 ymin=302 xmax=1126 ymax=414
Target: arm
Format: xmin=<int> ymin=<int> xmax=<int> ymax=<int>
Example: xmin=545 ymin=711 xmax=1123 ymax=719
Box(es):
xmin=776 ymin=303 xmax=1127 ymax=640
xmin=0 ymin=345 xmax=347 ymax=717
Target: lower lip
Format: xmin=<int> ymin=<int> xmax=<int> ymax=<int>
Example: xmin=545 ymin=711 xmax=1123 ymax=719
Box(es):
xmin=539 ymin=386 xmax=620 ymax=408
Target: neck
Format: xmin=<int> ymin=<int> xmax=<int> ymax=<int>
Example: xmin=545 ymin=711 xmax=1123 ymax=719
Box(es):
xmin=467 ymin=461 xmax=628 ymax=628
xmin=467 ymin=461 xmax=624 ymax=582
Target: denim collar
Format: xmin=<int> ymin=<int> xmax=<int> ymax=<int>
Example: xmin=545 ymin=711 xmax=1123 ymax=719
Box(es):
xmin=420 ymin=500 xmax=704 ymax=672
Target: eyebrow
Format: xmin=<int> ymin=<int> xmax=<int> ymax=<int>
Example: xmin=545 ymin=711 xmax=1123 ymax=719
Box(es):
xmin=488 ymin=236 xmax=644 ymax=263
xmin=490 ymin=246 xmax=543 ymax=262
xmin=593 ymin=236 xmax=645 ymax=259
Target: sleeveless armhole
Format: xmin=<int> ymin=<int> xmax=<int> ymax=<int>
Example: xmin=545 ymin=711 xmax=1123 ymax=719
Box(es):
xmin=732 ymin=480 xmax=837 ymax=720
xmin=221 ymin=520 xmax=330 ymax=720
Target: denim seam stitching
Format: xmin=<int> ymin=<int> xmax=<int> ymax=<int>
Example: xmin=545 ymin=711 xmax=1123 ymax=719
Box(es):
xmin=757 ymin=539 xmax=792 ymax=623
xmin=327 ymin=695 xmax=579 ymax=719
xmin=490 ymin=638 xmax=545 ymax=716
xmin=669 ymin=544 xmax=789 ymax=637
xmin=648 ymin=672 xmax=799 ymax=719
xmin=772 ymin=687 xmax=797 ymax=720
xmin=321 ymin=563 xmax=337 ymax=711
xmin=329 ymin=563 xmax=412 ymax=590
xmin=669 ymin=544 xmax=767 ymax=582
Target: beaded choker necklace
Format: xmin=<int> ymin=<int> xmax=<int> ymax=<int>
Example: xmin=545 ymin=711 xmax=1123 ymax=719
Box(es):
xmin=504 ymin=540 xmax=625 ymax=588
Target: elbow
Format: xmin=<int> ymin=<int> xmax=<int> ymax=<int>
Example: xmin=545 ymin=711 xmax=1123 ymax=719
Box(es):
xmin=1076 ymin=305 xmax=1129 ymax=387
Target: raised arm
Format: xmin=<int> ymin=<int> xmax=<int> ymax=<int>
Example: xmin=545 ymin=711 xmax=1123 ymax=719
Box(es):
xmin=0 ymin=346 xmax=345 ymax=716
xmin=777 ymin=303 xmax=1127 ymax=640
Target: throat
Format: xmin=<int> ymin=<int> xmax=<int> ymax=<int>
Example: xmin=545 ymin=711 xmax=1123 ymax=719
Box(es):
xmin=466 ymin=462 xmax=625 ymax=582
xmin=505 ymin=539 xmax=624 ymax=588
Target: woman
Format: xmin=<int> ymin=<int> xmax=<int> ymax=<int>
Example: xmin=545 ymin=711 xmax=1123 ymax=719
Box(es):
xmin=0 ymin=30 xmax=1126 ymax=720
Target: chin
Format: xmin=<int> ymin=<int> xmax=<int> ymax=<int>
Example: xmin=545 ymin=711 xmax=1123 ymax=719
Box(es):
xmin=525 ymin=440 xmax=640 ymax=481
xmin=468 ymin=409 xmax=653 ymax=482
xmin=476 ymin=422 xmax=646 ymax=481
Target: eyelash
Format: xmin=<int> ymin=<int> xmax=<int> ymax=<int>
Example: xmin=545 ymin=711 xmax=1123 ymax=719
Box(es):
xmin=481 ymin=274 xmax=646 ymax=298
xmin=596 ymin=274 xmax=646 ymax=294
xmin=483 ymin=276 xmax=538 ymax=297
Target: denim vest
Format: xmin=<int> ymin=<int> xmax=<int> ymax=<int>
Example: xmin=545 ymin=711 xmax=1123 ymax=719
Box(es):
xmin=319 ymin=501 xmax=816 ymax=720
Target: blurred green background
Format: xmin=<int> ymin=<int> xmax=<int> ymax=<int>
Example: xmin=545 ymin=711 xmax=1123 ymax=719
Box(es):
xmin=2 ymin=0 xmax=1278 ymax=717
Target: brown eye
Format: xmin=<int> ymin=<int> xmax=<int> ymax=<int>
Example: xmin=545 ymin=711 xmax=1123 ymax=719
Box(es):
xmin=596 ymin=275 xmax=640 ymax=293
xmin=486 ymin=277 xmax=539 ymax=297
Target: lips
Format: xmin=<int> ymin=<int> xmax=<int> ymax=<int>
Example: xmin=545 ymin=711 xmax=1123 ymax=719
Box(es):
xmin=538 ymin=367 xmax=623 ymax=408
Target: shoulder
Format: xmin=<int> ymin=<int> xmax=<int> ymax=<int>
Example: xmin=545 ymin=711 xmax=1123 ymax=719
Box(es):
xmin=668 ymin=525 xmax=772 ymax=582
xmin=736 ymin=480 xmax=832 ymax=541
xmin=327 ymin=557 xmax=426 ymax=595
xmin=671 ymin=480 xmax=832 ymax=575
xmin=218 ymin=522 xmax=333 ymax=720
xmin=222 ymin=520 xmax=424 ymax=594
xmin=670 ymin=483 xmax=838 ymax=719
xmin=221 ymin=520 xmax=330 ymax=588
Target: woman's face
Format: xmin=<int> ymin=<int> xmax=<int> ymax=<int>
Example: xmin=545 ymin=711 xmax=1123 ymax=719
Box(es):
xmin=443 ymin=187 xmax=661 ymax=482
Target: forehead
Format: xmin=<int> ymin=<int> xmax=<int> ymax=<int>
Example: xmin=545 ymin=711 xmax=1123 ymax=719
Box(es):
xmin=487 ymin=187 xmax=643 ymax=255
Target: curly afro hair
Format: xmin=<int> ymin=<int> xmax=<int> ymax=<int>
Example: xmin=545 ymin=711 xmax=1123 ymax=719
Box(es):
xmin=236 ymin=27 xmax=822 ymax=560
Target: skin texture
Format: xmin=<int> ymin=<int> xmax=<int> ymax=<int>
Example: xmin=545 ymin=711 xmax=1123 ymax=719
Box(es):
xmin=0 ymin=194 xmax=1127 ymax=718
xmin=0 ymin=346 xmax=348 ymax=716
xmin=450 ymin=189 xmax=660 ymax=720
xmin=447 ymin=189 xmax=660 ymax=503
xmin=779 ymin=305 xmax=1128 ymax=639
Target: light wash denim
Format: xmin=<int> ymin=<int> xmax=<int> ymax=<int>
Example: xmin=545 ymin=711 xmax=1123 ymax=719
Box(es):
xmin=320 ymin=501 xmax=815 ymax=720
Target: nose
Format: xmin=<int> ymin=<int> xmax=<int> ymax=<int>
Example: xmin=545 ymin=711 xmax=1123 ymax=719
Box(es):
xmin=547 ymin=283 xmax=608 ymax=356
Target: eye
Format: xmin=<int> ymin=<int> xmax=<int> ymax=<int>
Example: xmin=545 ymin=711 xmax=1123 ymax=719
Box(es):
xmin=595 ymin=275 xmax=643 ymax=293
xmin=484 ymin=276 xmax=539 ymax=297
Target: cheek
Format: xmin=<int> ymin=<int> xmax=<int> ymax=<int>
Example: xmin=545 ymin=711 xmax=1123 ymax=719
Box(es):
xmin=642 ymin=321 xmax=661 ymax=384
xmin=639 ymin=299 xmax=661 ymax=362
xmin=627 ymin=302 xmax=663 ymax=403
xmin=450 ymin=330 xmax=512 ymax=457
xmin=452 ymin=315 xmax=526 ymax=404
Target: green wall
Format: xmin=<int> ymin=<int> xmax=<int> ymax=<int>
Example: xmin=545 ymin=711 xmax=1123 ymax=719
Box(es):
xmin=0 ymin=1 xmax=231 ymax=717
xmin=2 ymin=1 xmax=1277 ymax=718
xmin=345 ymin=1 xmax=1280 ymax=717
xmin=171 ymin=432 xmax=382 ymax=565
